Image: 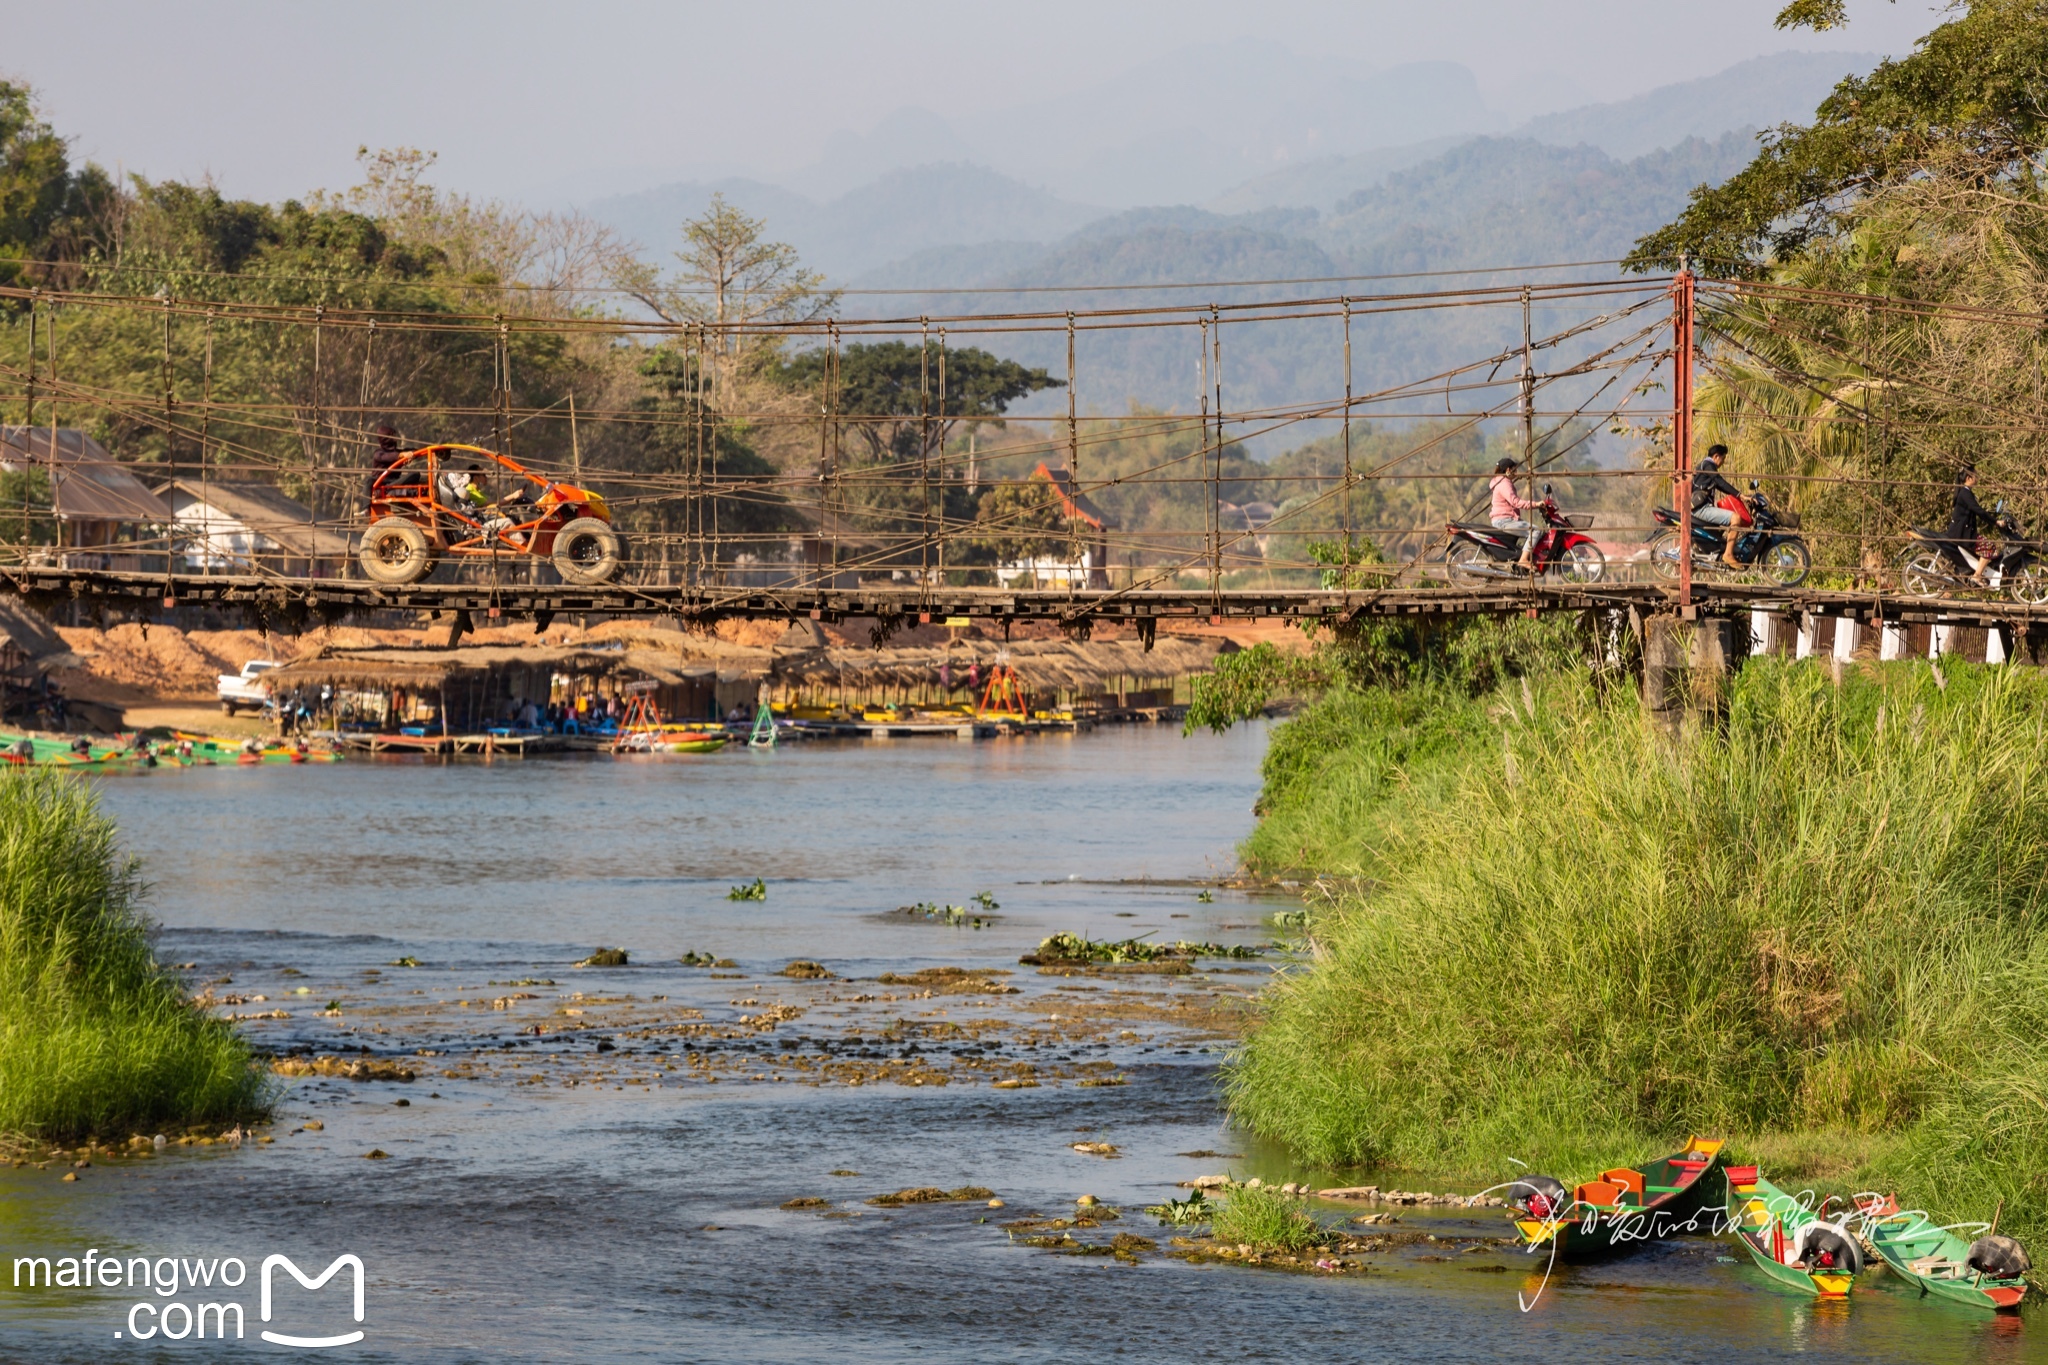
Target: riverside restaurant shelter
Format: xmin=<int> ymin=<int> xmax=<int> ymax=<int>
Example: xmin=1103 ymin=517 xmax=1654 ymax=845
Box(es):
xmin=261 ymin=643 xmax=705 ymax=736
xmin=263 ymin=630 xmax=1230 ymax=734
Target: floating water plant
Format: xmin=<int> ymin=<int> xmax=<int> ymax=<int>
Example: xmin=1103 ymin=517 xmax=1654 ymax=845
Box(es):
xmin=727 ymin=879 xmax=767 ymax=902
xmin=1023 ymin=932 xmax=1262 ymax=965
xmin=1146 ymin=1190 xmax=1214 ymax=1227
xmin=1196 ymin=890 xmax=1214 ymax=903
xmin=576 ymin=947 xmax=629 ymax=968
xmin=895 ymin=901 xmax=991 ymax=929
xmin=971 ymin=890 xmax=1000 ymax=912
xmin=389 ymin=956 xmax=421 ymax=967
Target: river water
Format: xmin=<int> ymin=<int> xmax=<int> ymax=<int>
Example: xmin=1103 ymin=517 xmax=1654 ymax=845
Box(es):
xmin=0 ymin=725 xmax=2037 ymax=1362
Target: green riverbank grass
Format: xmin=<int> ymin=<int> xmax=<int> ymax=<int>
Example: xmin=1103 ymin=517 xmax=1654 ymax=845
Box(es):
xmin=0 ymin=771 xmax=269 ymax=1140
xmin=1228 ymin=658 xmax=2048 ymax=1246
xmin=1209 ymin=1182 xmax=1328 ymax=1252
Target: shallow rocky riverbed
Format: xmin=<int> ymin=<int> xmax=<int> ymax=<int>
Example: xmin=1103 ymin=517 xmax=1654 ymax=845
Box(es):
xmin=0 ymin=730 xmax=2029 ymax=1363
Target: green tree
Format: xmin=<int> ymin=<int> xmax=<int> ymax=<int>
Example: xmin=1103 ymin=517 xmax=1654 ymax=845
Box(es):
xmin=616 ymin=194 xmax=838 ymax=393
xmin=618 ymin=347 xmax=798 ymax=549
xmin=967 ymin=471 xmax=1071 ymax=563
xmin=0 ymin=82 xmax=116 ymax=289
xmin=1629 ymin=0 xmax=2048 ymax=272
xmin=773 ymin=341 xmax=1061 ymax=540
xmin=1628 ymin=2 xmax=2048 ymax=571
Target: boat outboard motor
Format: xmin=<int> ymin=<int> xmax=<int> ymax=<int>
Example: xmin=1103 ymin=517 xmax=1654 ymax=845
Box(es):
xmin=1794 ymin=1222 xmax=1864 ymax=1274
xmin=1506 ymin=1175 xmax=1569 ymax=1219
xmin=1968 ymin=1234 xmax=2031 ymax=1279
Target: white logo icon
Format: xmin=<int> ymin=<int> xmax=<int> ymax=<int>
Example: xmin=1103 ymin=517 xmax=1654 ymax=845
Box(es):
xmin=259 ymin=1255 xmax=365 ymax=1348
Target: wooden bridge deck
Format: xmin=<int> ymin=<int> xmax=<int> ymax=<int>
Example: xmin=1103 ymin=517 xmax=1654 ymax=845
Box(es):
xmin=7 ymin=566 xmax=2048 ymax=633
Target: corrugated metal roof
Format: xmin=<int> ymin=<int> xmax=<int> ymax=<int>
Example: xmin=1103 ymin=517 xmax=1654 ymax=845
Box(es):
xmin=165 ymin=480 xmax=353 ymax=559
xmin=0 ymin=427 xmax=174 ymax=524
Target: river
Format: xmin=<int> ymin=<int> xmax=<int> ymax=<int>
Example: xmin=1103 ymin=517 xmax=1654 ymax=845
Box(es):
xmin=0 ymin=725 xmax=2035 ymax=1362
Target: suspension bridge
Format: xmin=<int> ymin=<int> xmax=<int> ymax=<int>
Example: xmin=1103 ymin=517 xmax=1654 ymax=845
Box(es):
xmin=2 ymin=264 xmax=2043 ymax=654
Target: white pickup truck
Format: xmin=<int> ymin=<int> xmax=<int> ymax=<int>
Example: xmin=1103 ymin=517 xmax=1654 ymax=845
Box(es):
xmin=217 ymin=660 xmax=281 ymax=716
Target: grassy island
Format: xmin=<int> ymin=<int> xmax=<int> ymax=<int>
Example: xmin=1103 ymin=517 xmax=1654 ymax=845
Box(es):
xmin=1223 ymin=641 xmax=2048 ymax=1247
xmin=0 ymin=770 xmax=269 ymax=1141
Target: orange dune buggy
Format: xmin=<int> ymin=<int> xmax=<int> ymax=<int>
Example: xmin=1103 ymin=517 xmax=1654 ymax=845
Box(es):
xmin=358 ymin=444 xmax=624 ymax=586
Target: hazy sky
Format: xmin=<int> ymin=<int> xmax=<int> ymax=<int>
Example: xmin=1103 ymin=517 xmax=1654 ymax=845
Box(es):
xmin=10 ymin=0 xmax=1939 ymax=206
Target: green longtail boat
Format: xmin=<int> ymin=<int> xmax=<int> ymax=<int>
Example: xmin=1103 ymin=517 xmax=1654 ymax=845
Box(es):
xmin=1511 ymin=1136 xmax=1726 ymax=1262
xmin=1856 ymin=1197 xmax=2029 ymax=1312
xmin=1725 ymin=1167 xmax=1861 ymax=1298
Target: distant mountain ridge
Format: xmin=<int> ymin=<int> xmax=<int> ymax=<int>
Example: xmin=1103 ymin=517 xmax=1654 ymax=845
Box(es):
xmin=1516 ymin=50 xmax=1875 ymax=161
xmin=856 ymin=133 xmax=1756 ymax=430
xmin=589 ymin=165 xmax=1102 ymax=279
xmin=588 ymin=50 xmax=1876 ymax=283
xmin=581 ymin=49 xmax=1869 ymax=427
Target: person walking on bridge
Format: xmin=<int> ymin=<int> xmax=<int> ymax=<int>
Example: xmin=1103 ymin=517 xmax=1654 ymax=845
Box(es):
xmin=1489 ymin=458 xmax=1539 ymax=571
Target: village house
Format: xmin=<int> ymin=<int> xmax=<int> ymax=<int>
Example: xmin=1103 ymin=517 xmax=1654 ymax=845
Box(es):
xmin=163 ymin=479 xmax=352 ymax=578
xmin=0 ymin=427 xmax=173 ymax=572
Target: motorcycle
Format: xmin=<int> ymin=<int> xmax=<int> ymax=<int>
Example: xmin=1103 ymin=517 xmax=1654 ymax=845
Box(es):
xmin=1443 ymin=484 xmax=1606 ymax=584
xmin=1648 ymin=482 xmax=1810 ymax=587
xmin=1900 ymin=503 xmax=2048 ymax=603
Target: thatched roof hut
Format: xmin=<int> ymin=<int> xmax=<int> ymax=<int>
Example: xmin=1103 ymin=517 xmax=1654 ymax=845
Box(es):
xmin=768 ymin=636 xmax=1226 ymax=691
xmin=264 ymin=626 xmax=1228 ymax=729
xmin=262 ymin=642 xmax=725 ymax=693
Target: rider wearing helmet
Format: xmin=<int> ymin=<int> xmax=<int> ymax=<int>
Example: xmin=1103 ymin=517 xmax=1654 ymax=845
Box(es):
xmin=1690 ymin=445 xmax=1745 ymax=569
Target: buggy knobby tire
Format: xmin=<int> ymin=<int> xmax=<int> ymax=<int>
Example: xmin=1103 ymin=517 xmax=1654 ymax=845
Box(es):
xmin=358 ymin=516 xmax=435 ymax=585
xmin=553 ymin=517 xmax=622 ymax=585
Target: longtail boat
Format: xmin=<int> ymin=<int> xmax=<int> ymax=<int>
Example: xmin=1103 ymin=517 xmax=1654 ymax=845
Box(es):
xmin=1857 ymin=1197 xmax=2028 ymax=1312
xmin=1512 ymin=1136 xmax=1726 ymax=1262
xmin=1725 ymin=1167 xmax=1860 ymax=1297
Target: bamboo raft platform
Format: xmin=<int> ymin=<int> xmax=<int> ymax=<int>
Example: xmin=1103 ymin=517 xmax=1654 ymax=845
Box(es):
xmin=327 ymin=731 xmax=569 ymax=755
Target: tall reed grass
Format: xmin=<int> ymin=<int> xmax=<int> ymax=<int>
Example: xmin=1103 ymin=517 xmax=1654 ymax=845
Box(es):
xmin=1229 ymin=658 xmax=2048 ymax=1244
xmin=0 ymin=771 xmax=269 ymax=1139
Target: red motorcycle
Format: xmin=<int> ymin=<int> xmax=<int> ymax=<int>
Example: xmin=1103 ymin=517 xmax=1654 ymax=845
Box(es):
xmin=1443 ymin=485 xmax=1605 ymax=584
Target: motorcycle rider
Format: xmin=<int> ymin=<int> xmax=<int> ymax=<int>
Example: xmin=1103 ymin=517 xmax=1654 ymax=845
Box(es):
xmin=1940 ymin=466 xmax=1993 ymax=586
xmin=1690 ymin=445 xmax=1745 ymax=569
xmin=1489 ymin=457 xmax=1539 ymax=571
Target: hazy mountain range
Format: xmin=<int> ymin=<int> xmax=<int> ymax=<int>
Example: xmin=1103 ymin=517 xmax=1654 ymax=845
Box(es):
xmin=585 ymin=49 xmax=1873 ymax=430
xmin=591 ymin=50 xmax=1869 ymax=280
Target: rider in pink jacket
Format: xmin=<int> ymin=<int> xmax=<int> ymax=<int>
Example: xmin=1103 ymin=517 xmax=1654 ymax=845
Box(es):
xmin=1489 ymin=458 xmax=1537 ymax=568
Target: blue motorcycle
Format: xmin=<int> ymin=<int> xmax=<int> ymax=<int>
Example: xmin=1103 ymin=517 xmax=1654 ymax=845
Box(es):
xmin=1648 ymin=483 xmax=1809 ymax=587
